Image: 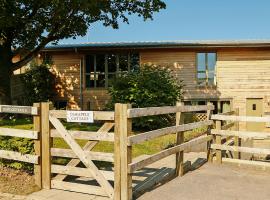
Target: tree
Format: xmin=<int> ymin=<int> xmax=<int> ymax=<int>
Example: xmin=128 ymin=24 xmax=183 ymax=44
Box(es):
xmin=0 ymin=0 xmax=166 ymax=103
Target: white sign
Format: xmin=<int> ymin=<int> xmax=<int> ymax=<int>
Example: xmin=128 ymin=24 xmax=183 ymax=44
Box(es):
xmin=67 ymin=111 xmax=94 ymax=123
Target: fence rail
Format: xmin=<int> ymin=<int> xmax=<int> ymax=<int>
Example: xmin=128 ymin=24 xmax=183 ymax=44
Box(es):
xmin=129 ymin=135 xmax=213 ymax=173
xmin=5 ymin=103 xmax=270 ymax=199
xmin=127 ymin=104 xmax=215 ymax=118
xmin=0 ymin=103 xmax=41 ymax=187
xmin=0 ymin=127 xmax=39 ymax=139
xmin=128 ymin=120 xmax=213 ymax=146
xmin=115 ymin=102 xmax=214 ymax=200
xmin=210 ymin=110 xmax=270 ymax=166
xmin=212 ymin=114 xmax=270 ymax=122
xmin=49 ymin=110 xmax=114 ymax=120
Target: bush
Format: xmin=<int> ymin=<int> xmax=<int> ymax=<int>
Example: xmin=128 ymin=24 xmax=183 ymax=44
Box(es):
xmin=107 ymin=65 xmax=183 ymax=130
xmin=0 ymin=118 xmax=34 ymax=171
xmin=0 ymin=136 xmax=34 ymax=171
xmin=21 ymin=63 xmax=56 ymax=105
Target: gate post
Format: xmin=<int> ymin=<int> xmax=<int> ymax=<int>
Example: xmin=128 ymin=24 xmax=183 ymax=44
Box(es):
xmin=40 ymin=102 xmax=51 ymax=189
xmin=115 ymin=103 xmax=132 ymax=200
xmin=33 ymin=103 xmax=41 ymax=188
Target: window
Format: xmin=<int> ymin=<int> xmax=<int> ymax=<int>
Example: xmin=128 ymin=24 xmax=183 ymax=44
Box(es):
xmin=197 ymin=53 xmax=216 ymax=86
xmin=85 ymin=53 xmax=139 ymax=88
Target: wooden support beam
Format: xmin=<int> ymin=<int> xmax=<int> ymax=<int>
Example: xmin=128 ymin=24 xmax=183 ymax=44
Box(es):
xmin=211 ymin=114 xmax=270 ymax=122
xmin=0 ymin=128 xmax=38 ymax=139
xmin=234 ymin=108 xmax=240 ymax=159
xmin=51 ymin=165 xmax=114 ymax=181
xmin=215 ymin=120 xmax=222 ymax=164
xmin=127 ymin=104 xmax=214 ymax=118
xmin=211 ymin=144 xmax=270 ymax=155
xmin=41 ymin=102 xmax=51 ymax=189
xmin=114 ymin=104 xmax=121 ymax=200
xmin=175 ymin=101 xmax=184 ymax=176
xmin=128 ymin=135 xmax=212 ymax=173
xmin=33 ymin=103 xmax=41 ymax=188
xmin=51 ymin=180 xmax=106 ymax=196
xmin=0 ymin=150 xmax=38 ymax=164
xmin=211 ymin=129 xmax=270 ymax=139
xmin=50 ymin=129 xmax=114 ymax=142
xmin=49 ymin=110 xmax=114 ymax=121
xmin=206 ymin=102 xmax=213 ymax=162
xmin=51 ymin=148 xmax=114 ymax=162
xmin=128 ymin=120 xmax=213 ymax=145
xmin=117 ymin=104 xmax=133 ymax=200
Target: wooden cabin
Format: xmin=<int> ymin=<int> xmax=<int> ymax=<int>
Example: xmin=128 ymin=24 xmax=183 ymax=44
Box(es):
xmin=36 ymin=40 xmax=270 ymax=131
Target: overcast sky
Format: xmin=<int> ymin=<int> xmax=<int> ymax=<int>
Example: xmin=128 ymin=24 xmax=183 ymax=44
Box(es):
xmin=60 ymin=0 xmax=270 ymax=43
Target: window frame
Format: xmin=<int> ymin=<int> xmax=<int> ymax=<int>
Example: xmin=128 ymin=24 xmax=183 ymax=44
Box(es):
xmin=85 ymin=52 xmax=140 ymax=89
xmin=196 ymin=52 xmax=217 ymax=86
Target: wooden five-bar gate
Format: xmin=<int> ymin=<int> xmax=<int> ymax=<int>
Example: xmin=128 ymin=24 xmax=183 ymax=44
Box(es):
xmin=1 ymin=102 xmax=269 ymax=199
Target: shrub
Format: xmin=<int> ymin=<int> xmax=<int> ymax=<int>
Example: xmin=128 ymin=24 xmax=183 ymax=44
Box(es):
xmin=21 ymin=63 xmax=56 ymax=105
xmin=0 ymin=118 xmax=34 ymax=171
xmin=0 ymin=136 xmax=34 ymax=171
xmin=107 ymin=65 xmax=183 ymax=130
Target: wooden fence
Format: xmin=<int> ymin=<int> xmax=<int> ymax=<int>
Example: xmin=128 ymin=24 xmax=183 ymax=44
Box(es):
xmin=115 ymin=102 xmax=215 ymax=200
xmin=8 ymin=103 xmax=270 ymax=199
xmin=0 ymin=103 xmax=42 ymax=187
xmin=210 ymin=112 xmax=270 ymax=169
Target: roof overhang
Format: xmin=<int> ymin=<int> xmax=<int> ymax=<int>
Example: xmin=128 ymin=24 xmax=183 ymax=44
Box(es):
xmin=43 ymin=40 xmax=270 ymax=52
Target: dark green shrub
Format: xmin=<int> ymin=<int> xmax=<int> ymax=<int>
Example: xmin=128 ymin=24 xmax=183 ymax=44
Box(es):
xmin=0 ymin=136 xmax=34 ymax=171
xmin=21 ymin=63 xmax=56 ymax=105
xmin=0 ymin=118 xmax=34 ymax=171
xmin=107 ymin=65 xmax=183 ymax=130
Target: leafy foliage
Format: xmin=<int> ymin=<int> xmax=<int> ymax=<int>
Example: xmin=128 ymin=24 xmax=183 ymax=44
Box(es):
xmin=107 ymin=65 xmax=183 ymax=130
xmin=21 ymin=63 xmax=56 ymax=105
xmin=0 ymin=0 xmax=166 ymax=103
xmin=0 ymin=118 xmax=34 ymax=171
xmin=0 ymin=0 xmax=166 ymax=70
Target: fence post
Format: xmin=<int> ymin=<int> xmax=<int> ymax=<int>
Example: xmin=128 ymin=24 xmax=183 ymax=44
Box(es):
xmin=206 ymin=102 xmax=213 ymax=162
xmin=33 ymin=103 xmax=42 ymax=188
xmin=175 ymin=101 xmax=184 ymax=176
xmin=114 ymin=104 xmax=122 ymax=200
xmin=215 ymin=120 xmax=222 ymax=164
xmin=115 ymin=103 xmax=133 ymax=200
xmin=234 ymin=108 xmax=240 ymax=159
xmin=40 ymin=102 xmax=51 ymax=189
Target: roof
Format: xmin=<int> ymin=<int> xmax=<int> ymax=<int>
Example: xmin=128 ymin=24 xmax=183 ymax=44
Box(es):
xmin=44 ymin=39 xmax=270 ymax=50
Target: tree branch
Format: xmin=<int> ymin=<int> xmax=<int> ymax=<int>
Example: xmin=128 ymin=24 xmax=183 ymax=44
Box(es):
xmin=12 ymin=35 xmax=57 ymax=70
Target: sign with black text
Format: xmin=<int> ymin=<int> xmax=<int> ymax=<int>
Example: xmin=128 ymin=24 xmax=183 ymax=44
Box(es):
xmin=66 ymin=111 xmax=94 ymax=123
xmin=0 ymin=105 xmax=37 ymax=115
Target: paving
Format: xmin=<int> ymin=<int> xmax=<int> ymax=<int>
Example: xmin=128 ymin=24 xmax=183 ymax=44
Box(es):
xmin=0 ymin=193 xmax=26 ymax=200
xmin=3 ymin=152 xmax=270 ymax=200
xmin=139 ymin=163 xmax=270 ymax=200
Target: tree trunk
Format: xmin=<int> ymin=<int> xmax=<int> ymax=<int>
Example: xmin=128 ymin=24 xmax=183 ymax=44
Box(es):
xmin=0 ymin=48 xmax=13 ymax=104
